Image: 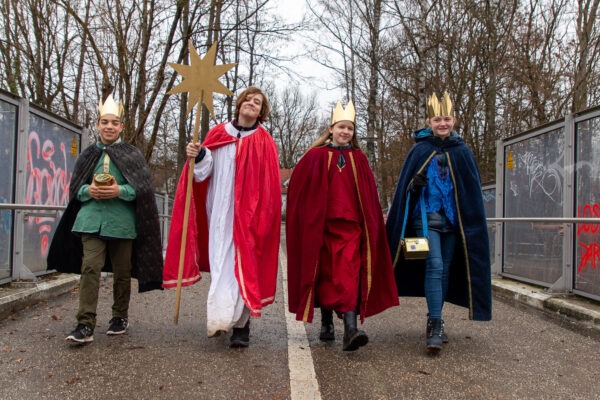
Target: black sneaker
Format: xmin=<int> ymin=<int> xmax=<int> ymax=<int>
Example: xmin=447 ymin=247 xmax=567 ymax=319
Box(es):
xmin=107 ymin=317 xmax=129 ymax=335
xmin=230 ymin=320 xmax=250 ymax=348
xmin=66 ymin=323 xmax=94 ymax=343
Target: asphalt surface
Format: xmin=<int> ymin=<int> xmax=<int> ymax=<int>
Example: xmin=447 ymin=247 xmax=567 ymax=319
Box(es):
xmin=1 ymin=230 xmax=599 ymax=400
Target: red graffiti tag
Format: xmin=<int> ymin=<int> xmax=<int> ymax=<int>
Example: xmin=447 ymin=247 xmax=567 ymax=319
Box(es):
xmin=578 ymin=242 xmax=600 ymax=273
xmin=27 ymin=132 xmax=71 ymax=206
xmin=576 ymin=203 xmax=600 ymax=272
xmin=577 ymin=204 xmax=600 ymax=235
xmin=26 ymin=131 xmax=72 ymax=256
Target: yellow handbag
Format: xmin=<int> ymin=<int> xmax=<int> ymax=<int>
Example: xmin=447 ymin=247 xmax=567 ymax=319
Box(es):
xmin=400 ymin=190 xmax=429 ymax=260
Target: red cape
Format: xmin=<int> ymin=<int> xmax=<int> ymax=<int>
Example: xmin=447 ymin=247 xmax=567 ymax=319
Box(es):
xmin=164 ymin=123 xmax=281 ymax=316
xmin=286 ymin=146 xmax=399 ymax=322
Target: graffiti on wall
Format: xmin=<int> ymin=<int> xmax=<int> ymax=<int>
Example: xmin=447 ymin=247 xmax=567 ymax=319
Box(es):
xmin=517 ymin=151 xmax=563 ymax=205
xmin=577 ymin=203 xmax=600 ymax=273
xmin=25 ymin=130 xmax=73 ymax=257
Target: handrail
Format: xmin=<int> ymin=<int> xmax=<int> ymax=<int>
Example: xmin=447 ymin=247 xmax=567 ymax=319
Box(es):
xmin=0 ymin=203 xmax=172 ymax=219
xmin=0 ymin=204 xmax=66 ymax=211
xmin=1 ymin=204 xmax=598 ymax=223
xmin=487 ymin=217 xmax=600 ymax=223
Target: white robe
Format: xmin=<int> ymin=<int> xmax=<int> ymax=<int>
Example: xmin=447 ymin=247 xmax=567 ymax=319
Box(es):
xmin=193 ymin=122 xmax=253 ymax=336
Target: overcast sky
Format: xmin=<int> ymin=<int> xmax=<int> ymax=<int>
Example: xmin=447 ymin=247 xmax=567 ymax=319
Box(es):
xmin=271 ymin=0 xmax=342 ymax=113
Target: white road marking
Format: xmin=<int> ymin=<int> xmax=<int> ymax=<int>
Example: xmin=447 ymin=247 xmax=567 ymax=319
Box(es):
xmin=280 ymin=245 xmax=322 ymax=400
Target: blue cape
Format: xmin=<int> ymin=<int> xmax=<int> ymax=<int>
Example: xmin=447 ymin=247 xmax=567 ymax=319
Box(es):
xmin=386 ymin=128 xmax=492 ymax=321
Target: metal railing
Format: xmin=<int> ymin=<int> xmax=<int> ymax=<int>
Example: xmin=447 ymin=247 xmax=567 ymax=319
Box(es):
xmin=0 ymin=196 xmax=173 ymax=284
xmin=487 ymin=217 xmax=600 ymax=223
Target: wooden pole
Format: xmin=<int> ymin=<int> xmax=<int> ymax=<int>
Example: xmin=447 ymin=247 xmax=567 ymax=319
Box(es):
xmin=174 ymin=91 xmax=203 ymax=324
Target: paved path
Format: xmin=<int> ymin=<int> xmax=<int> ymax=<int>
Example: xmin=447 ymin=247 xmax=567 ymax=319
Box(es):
xmin=0 ymin=231 xmax=599 ymax=399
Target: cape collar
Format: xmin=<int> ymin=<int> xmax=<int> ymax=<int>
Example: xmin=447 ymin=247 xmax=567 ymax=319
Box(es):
xmin=96 ymin=137 xmax=122 ymax=149
xmin=413 ymin=127 xmax=462 ymax=147
xmin=327 ymin=144 xmax=352 ymax=150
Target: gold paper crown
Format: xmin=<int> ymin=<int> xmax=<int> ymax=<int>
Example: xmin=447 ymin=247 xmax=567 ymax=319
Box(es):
xmin=330 ymin=100 xmax=356 ymax=126
xmin=98 ymin=94 xmax=124 ymax=119
xmin=427 ymin=92 xmax=453 ymax=118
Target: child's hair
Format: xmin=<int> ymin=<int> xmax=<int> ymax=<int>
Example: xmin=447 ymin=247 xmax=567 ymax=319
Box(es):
xmin=234 ymin=86 xmax=270 ymax=123
xmin=308 ymin=122 xmax=360 ymax=150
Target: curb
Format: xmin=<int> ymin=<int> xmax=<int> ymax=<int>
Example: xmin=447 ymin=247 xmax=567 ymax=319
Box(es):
xmin=0 ymin=274 xmax=79 ymax=320
xmin=492 ymin=277 xmax=600 ymax=334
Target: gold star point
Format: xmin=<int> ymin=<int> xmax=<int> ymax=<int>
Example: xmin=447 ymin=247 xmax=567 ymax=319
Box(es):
xmin=168 ymin=41 xmax=236 ymax=116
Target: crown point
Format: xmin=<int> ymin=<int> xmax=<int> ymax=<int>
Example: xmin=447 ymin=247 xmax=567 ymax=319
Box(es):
xmin=99 ymin=94 xmax=124 ymax=119
xmin=330 ymin=100 xmax=356 ymax=126
xmin=427 ymin=91 xmax=453 ymax=119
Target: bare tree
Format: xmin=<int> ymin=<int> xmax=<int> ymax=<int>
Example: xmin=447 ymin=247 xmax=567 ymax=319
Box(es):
xmin=0 ymin=0 xmax=91 ymax=120
xmin=267 ymin=85 xmax=321 ymax=168
xmin=3 ymin=0 xmax=600 ymax=196
xmin=572 ymin=0 xmax=600 ymax=112
xmin=176 ymin=0 xmax=305 ymax=173
xmin=307 ymin=0 xmax=358 ymax=100
xmin=307 ymin=0 xmax=392 ymax=206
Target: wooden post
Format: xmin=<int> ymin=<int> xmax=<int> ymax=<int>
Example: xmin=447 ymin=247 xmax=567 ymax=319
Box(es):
xmin=173 ymin=92 xmax=203 ymax=324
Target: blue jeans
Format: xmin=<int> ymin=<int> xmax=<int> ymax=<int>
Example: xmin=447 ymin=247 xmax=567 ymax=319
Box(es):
xmin=416 ymin=227 xmax=456 ymax=319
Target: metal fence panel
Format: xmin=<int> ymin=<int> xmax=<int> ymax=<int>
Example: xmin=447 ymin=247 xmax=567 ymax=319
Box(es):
xmin=0 ymin=97 xmax=18 ymax=282
xmin=18 ymin=108 xmax=80 ymax=276
xmin=482 ymin=185 xmax=496 ymax=271
xmin=503 ymin=127 xmax=565 ymax=285
xmin=0 ymin=89 xmax=176 ymax=283
xmin=574 ymin=115 xmax=600 ymax=297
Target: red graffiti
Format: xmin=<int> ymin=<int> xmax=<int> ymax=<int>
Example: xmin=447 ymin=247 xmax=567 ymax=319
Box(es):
xmin=37 ymin=223 xmax=52 ymax=255
xmin=27 ymin=132 xmax=71 ymax=206
xmin=578 ymin=242 xmax=600 ymax=273
xmin=576 ymin=203 xmax=600 ymax=272
xmin=26 ymin=131 xmax=72 ymax=256
xmin=577 ymin=203 xmax=600 ymax=235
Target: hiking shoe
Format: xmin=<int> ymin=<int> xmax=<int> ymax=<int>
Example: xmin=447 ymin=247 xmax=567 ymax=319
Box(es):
xmin=107 ymin=317 xmax=129 ymax=335
xmin=427 ymin=317 xmax=449 ymax=342
xmin=426 ymin=318 xmax=443 ymax=352
xmin=66 ymin=324 xmax=94 ymax=343
xmin=440 ymin=319 xmax=449 ymax=343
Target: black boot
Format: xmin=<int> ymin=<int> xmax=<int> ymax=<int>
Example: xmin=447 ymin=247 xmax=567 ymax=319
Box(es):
xmin=319 ymin=309 xmax=335 ymax=341
xmin=426 ymin=318 xmax=443 ymax=352
xmin=342 ymin=311 xmax=368 ymax=351
xmin=230 ymin=320 xmax=250 ymax=348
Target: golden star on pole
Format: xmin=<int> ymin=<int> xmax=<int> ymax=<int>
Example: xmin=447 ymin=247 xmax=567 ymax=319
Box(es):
xmin=166 ymin=40 xmax=236 ymax=325
xmin=168 ymin=41 xmax=236 ymax=116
